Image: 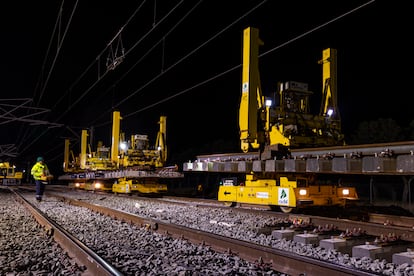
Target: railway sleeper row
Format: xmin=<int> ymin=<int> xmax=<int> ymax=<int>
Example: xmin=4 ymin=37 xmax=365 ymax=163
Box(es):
xmin=35 ymin=190 xmax=414 ymax=274
xmin=10 ymin=190 xmax=286 ymax=275
xmin=8 ymin=186 xmax=414 ymax=275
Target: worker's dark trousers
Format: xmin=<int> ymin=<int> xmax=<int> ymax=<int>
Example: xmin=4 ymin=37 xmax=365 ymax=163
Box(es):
xmin=35 ymin=180 xmax=45 ymax=200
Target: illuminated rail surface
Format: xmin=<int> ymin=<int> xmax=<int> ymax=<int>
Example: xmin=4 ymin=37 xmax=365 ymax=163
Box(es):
xmin=11 ymin=186 xmax=414 ymax=275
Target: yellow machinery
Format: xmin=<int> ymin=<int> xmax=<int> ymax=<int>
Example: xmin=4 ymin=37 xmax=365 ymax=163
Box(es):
xmin=239 ymin=28 xmax=343 ymax=154
xmin=0 ymin=162 xmax=23 ymax=185
xmin=112 ymin=177 xmax=168 ymax=195
xmin=60 ymin=111 xmax=177 ymax=194
xmin=63 ymin=130 xmax=116 ymax=173
xmin=84 ymin=180 xmax=113 ymax=192
xmin=117 ymin=116 xmax=167 ymax=169
xmin=218 ymin=27 xmax=358 ymax=212
xmin=63 ymin=126 xmax=116 ymax=191
xmin=112 ymin=114 xmax=169 ymax=195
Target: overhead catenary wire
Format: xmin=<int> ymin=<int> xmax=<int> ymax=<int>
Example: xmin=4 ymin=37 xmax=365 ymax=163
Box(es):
xmin=18 ymin=0 xmax=259 ymax=157
xmin=17 ymin=0 xmax=66 ymax=154
xmin=94 ymin=0 xmax=374 ymax=127
xmin=259 ymin=0 xmax=376 ymax=57
xmin=121 ymin=0 xmax=376 ymax=119
xmin=36 ymin=0 xmax=80 ymax=105
xmin=32 ymin=0 xmax=65 ymax=103
xmin=16 ymin=0 xmax=80 ymax=155
xmin=116 ymin=0 xmax=268 ymax=109
xmin=17 ymin=0 xmax=376 ymax=163
xmin=17 ymin=0 xmax=183 ymax=156
xmin=93 ymin=0 xmax=269 ymax=128
xmin=17 ymin=0 xmax=150 ymax=156
xmin=50 ymin=0 xmax=149 ymax=112
xmin=90 ymin=0 xmax=205 ymax=126
xmin=52 ymin=0 xmax=184 ymax=124
xmin=74 ymin=0 xmax=197 ymax=114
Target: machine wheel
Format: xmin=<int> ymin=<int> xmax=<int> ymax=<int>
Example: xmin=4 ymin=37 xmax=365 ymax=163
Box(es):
xmin=223 ymin=201 xmax=236 ymax=207
xmin=280 ymin=206 xmax=293 ymax=213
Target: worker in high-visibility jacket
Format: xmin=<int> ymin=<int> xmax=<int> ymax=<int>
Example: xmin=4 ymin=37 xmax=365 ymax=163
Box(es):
xmin=31 ymin=156 xmax=51 ymax=202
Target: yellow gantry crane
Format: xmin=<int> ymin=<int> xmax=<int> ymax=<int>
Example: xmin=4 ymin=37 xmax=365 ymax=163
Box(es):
xmin=61 ymin=111 xmax=174 ymax=194
xmin=0 ymin=162 xmax=23 ymax=185
xmin=239 ymin=27 xmax=344 ymax=156
xmin=218 ymin=27 xmax=357 ymax=212
xmin=116 ymin=113 xmax=167 ymax=169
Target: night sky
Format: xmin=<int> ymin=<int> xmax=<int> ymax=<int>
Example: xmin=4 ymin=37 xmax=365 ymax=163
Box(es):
xmin=0 ymin=0 xmax=411 ymax=174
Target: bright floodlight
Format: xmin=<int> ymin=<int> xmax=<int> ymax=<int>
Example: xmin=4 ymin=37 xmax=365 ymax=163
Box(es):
xmin=265 ymin=99 xmax=272 ymax=107
xmin=327 ymin=109 xmax=334 ymax=116
xmin=120 ymin=142 xmax=127 ymax=150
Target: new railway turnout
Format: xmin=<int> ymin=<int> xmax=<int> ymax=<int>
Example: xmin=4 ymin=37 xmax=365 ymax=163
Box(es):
xmin=3 ymin=186 xmax=414 ymax=275
xmin=185 ymin=141 xmax=414 ymax=178
xmin=182 ymin=141 xmax=414 ymax=218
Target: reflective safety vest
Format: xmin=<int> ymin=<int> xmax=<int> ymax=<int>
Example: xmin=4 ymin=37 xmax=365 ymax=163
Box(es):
xmin=31 ymin=162 xmax=49 ymax=181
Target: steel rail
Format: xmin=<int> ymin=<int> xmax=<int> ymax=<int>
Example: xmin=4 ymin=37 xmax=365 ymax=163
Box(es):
xmin=308 ymin=215 xmax=414 ymax=242
xmin=155 ymin=196 xmax=414 ymax=245
xmin=21 ymin=186 xmax=414 ymax=242
xmin=290 ymin=141 xmax=414 ymax=157
xmin=195 ymin=141 xmax=414 ymax=161
xmin=49 ymin=192 xmax=377 ymax=275
xmin=10 ymin=188 xmax=123 ymax=276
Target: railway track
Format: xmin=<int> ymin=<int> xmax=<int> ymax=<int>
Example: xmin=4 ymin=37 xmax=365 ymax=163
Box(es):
xmin=17 ymin=185 xmax=414 ymax=240
xmin=40 ymin=192 xmax=367 ymax=275
xmin=195 ymin=141 xmax=414 ymax=162
xmin=16 ymin=185 xmax=414 ymax=240
xmin=7 ymin=188 xmax=282 ymax=275
xmin=8 ymin=188 xmax=123 ymax=276
xmin=9 ymin=186 xmax=414 ymax=275
xmin=158 ymin=196 xmax=414 ymax=242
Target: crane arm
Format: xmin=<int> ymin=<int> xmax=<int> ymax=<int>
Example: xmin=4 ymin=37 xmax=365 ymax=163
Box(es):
xmin=155 ymin=116 xmax=167 ymax=167
xmin=319 ymin=48 xmax=340 ymax=120
xmin=239 ymin=27 xmax=265 ymax=153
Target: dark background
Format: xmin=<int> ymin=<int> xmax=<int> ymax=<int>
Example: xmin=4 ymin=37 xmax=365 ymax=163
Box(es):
xmin=0 ymin=0 xmax=411 ymax=175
